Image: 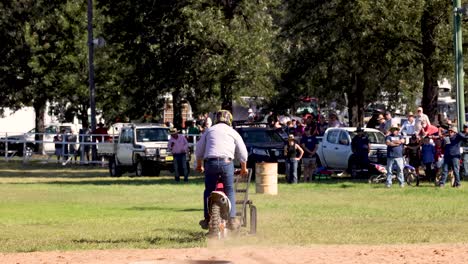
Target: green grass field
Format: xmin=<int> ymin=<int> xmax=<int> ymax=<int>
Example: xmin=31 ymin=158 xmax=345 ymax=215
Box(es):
xmin=0 ymin=161 xmax=467 ymax=252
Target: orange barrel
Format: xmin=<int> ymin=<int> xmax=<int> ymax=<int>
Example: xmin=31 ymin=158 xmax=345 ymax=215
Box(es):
xmin=255 ymin=162 xmax=278 ymax=195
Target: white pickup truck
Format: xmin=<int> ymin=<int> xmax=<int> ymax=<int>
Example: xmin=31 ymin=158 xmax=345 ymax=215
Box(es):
xmin=316 ymin=127 xmax=387 ymax=171
xmin=99 ymin=123 xmax=174 ymax=177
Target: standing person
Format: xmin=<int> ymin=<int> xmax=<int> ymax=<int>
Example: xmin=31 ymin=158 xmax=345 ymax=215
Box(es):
xmin=419 ymin=120 xmax=440 ymax=138
xmin=405 ymin=135 xmax=421 ymax=178
xmin=366 ymin=111 xmax=384 ymax=129
xmin=416 ymin=106 xmax=431 ymax=125
xmin=78 ymin=125 xmax=91 ymax=163
xmin=168 ymin=128 xmax=189 ymax=182
xmin=351 ymin=127 xmax=370 ymax=178
xmin=247 ymin=108 xmax=255 ymax=123
xmin=434 ymin=138 xmax=444 ymax=180
xmin=401 ymin=112 xmax=416 ymax=136
xmin=383 ymin=111 xmax=394 ymax=134
xmin=385 ymin=126 xmax=406 ymax=188
xmin=203 ymin=113 xmax=212 ymax=129
xmin=195 ymin=110 xmax=248 ymax=231
xmin=438 ymin=126 xmax=468 ymax=188
xmin=462 ymin=124 xmax=468 ymax=179
xmin=284 ymin=134 xmax=304 ymax=184
xmin=300 ymin=127 xmax=318 ymax=182
xmin=54 ymin=132 xmax=63 ymax=161
xmin=328 ymin=112 xmax=342 ymax=128
xmin=93 ymin=122 xmax=109 ymax=142
xmin=421 ymin=136 xmax=436 ymax=183
xmin=377 ymin=114 xmax=386 ymax=134
xmin=67 ymin=128 xmax=78 ymax=163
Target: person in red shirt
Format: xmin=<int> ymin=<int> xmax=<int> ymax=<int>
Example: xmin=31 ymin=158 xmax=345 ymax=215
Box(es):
xmin=93 ymin=122 xmax=109 ymax=142
xmin=419 ymin=121 xmax=440 ymax=138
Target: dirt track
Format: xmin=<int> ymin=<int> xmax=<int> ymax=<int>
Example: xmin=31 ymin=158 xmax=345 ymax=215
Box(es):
xmin=1 ymin=244 xmax=468 ymax=264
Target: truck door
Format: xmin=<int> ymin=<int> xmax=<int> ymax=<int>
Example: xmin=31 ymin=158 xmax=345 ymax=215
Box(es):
xmin=335 ymin=131 xmax=352 ymax=170
xmin=321 ymin=129 xmax=340 ymax=167
xmin=116 ymin=128 xmax=134 ymax=165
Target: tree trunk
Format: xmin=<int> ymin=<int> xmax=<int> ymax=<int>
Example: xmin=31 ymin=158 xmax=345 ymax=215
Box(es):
xmin=33 ymin=100 xmax=46 ymax=154
xmin=172 ymin=89 xmax=183 ymax=129
xmin=220 ymin=74 xmax=233 ymax=112
xmin=347 ymin=74 xmax=365 ymax=127
xmin=420 ymin=5 xmax=439 ymax=122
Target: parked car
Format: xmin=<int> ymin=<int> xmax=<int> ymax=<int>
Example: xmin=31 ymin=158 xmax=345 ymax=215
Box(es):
xmin=0 ymin=123 xmax=81 ymax=157
xmin=316 ymin=127 xmax=387 ymax=174
xmin=234 ymin=125 xmax=287 ymax=178
xmin=0 ymin=129 xmax=36 ymax=157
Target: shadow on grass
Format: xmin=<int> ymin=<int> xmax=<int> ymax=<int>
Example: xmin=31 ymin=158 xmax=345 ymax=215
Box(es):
xmin=71 ymin=228 xmax=205 ymax=245
xmin=126 ymin=206 xmax=203 ymax=212
xmin=9 ymin=177 xmax=206 ymax=185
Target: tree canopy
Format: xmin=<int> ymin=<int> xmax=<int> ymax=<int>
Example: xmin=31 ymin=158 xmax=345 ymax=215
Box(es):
xmin=0 ymin=0 xmax=461 ymax=128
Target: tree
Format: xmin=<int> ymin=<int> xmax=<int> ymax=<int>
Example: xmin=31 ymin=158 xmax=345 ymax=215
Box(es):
xmin=281 ymin=0 xmax=452 ymax=125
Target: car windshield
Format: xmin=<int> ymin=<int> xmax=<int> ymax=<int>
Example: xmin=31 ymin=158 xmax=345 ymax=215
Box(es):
xmin=239 ymin=130 xmax=284 ymax=144
xmin=349 ymin=131 xmax=386 ymax=144
xmin=136 ymin=128 xmax=169 ymax=142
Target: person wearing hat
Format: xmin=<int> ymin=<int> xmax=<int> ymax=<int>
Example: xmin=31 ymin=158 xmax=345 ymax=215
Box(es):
xmin=328 ymin=112 xmax=342 ymax=128
xmin=284 ymin=134 xmax=304 ymax=184
xmin=247 ymin=108 xmax=255 ymax=123
xmin=351 ymin=127 xmax=370 ymax=178
xmin=196 ymin=110 xmax=248 ymax=232
xmin=376 ymin=114 xmax=386 ymax=134
xmin=385 ymin=126 xmax=406 ymax=188
xmin=401 ymin=112 xmax=416 ymax=136
xmin=168 ymin=127 xmax=189 ymax=183
xmin=439 ymin=126 xmax=468 ymax=188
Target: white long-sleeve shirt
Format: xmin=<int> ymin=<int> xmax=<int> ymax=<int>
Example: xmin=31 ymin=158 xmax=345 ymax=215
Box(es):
xmin=195 ymin=123 xmax=248 ymax=162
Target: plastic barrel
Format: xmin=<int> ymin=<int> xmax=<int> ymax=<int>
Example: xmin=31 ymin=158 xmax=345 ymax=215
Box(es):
xmin=255 ymin=162 xmax=278 ymax=195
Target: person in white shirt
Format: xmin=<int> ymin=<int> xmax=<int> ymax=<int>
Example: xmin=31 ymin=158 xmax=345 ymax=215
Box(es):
xmin=196 ymin=110 xmax=248 ymax=232
xmin=416 ymin=106 xmax=430 ymax=126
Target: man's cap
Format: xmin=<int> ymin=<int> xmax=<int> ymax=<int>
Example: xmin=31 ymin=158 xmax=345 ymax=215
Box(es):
xmin=169 ymin=128 xmax=179 ymax=134
xmin=288 ymin=134 xmax=295 ymax=140
xmin=464 ymin=123 xmax=468 ymax=128
xmin=248 ymin=108 xmax=253 ymax=113
xmin=407 ymin=112 xmax=414 ymax=116
xmin=389 ymin=126 xmax=400 ymax=132
xmin=449 ymin=126 xmax=458 ymax=133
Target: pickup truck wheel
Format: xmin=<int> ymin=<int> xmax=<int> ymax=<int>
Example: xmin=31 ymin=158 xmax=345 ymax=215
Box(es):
xmin=136 ymin=160 xmax=146 ymax=177
xmin=154 ymin=167 xmax=161 ymax=176
xmin=109 ymin=158 xmax=122 ymax=177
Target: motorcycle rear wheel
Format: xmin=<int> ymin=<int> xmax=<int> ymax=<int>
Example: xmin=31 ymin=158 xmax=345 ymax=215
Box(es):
xmin=209 ymin=203 xmax=224 ymax=239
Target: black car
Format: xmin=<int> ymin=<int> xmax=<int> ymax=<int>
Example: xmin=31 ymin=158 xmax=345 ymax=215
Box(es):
xmin=235 ymin=126 xmax=287 ymax=178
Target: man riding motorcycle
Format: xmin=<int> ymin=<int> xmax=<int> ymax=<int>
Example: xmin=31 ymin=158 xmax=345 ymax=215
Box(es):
xmin=195 ymin=110 xmax=248 ymax=231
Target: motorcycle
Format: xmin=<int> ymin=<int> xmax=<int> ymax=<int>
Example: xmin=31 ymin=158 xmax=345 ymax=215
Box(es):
xmin=207 ymin=169 xmax=243 ymax=239
xmin=368 ymin=162 xmax=417 ymax=186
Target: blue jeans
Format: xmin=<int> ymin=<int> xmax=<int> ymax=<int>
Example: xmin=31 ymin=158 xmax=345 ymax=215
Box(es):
xmin=286 ymin=158 xmax=298 ymax=183
xmin=440 ymin=157 xmax=461 ymax=186
xmin=173 ymin=153 xmax=188 ymax=182
xmin=203 ymin=159 xmax=236 ymax=219
xmin=463 ymin=154 xmax=468 ymax=178
xmin=386 ymin=157 xmax=404 ymax=186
